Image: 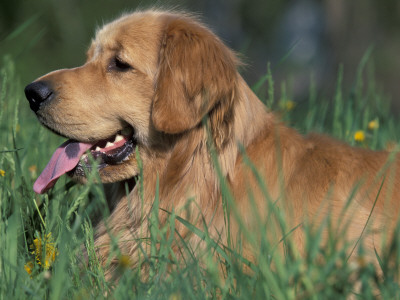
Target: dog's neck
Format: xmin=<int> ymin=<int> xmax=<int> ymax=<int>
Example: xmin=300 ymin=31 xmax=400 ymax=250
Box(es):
xmin=108 ymin=75 xmax=275 ymax=212
xmin=224 ymin=75 xmax=275 ymax=172
xmin=142 ymin=76 xmax=274 ymax=217
xmin=233 ymin=76 xmax=274 ymax=146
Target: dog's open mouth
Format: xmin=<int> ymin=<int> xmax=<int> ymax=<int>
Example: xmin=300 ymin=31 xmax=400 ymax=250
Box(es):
xmin=33 ymin=127 xmax=135 ymax=194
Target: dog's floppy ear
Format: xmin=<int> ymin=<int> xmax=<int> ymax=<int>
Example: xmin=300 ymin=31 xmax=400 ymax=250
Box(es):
xmin=152 ymin=16 xmax=238 ymax=134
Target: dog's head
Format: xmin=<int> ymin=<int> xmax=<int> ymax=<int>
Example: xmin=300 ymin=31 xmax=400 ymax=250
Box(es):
xmin=24 ymin=10 xmax=238 ymax=193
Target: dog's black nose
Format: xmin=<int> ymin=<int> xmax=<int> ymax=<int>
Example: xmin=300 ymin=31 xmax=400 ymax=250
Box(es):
xmin=24 ymin=81 xmax=54 ymax=113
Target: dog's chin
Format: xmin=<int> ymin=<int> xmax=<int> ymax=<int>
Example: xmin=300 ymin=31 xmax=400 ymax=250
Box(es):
xmin=69 ymin=158 xmax=140 ymax=184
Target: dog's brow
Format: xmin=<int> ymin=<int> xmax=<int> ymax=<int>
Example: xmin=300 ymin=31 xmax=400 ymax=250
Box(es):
xmin=87 ymin=43 xmax=103 ymax=61
xmin=94 ymin=44 xmax=103 ymax=58
xmin=111 ymin=41 xmax=124 ymax=52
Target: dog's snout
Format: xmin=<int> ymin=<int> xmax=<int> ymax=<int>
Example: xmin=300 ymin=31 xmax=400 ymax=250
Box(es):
xmin=24 ymin=81 xmax=54 ymax=113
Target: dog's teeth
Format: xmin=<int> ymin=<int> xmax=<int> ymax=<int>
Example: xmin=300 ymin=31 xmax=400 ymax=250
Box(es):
xmin=114 ymin=134 xmax=124 ymax=143
xmin=95 ymin=146 xmax=101 ymax=152
xmin=105 ymin=142 xmax=114 ymax=148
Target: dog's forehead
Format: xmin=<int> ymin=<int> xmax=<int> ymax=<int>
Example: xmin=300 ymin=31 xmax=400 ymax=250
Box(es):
xmin=91 ymin=12 xmax=164 ymax=58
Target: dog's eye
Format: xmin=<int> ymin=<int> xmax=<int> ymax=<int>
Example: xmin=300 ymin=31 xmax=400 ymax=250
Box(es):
xmin=109 ymin=56 xmax=132 ymax=72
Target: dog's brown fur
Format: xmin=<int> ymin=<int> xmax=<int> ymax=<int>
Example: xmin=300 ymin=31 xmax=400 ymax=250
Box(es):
xmin=30 ymin=10 xmax=400 ymax=277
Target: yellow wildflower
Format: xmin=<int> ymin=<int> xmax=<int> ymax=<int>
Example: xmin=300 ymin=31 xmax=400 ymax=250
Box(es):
xmin=285 ymin=100 xmax=295 ymax=111
xmin=0 ymin=169 xmax=4 ymax=177
xmin=30 ymin=233 xmax=58 ymax=269
xmin=29 ymin=165 xmax=37 ymax=177
xmin=118 ymin=254 xmax=132 ymax=269
xmin=357 ymin=255 xmax=367 ymax=268
xmin=368 ymin=119 xmax=379 ymax=130
xmin=24 ymin=261 xmax=34 ymax=275
xmin=354 ymin=130 xmax=365 ymax=142
xmin=16 ymin=124 xmax=20 ymax=133
xmin=169 ymin=293 xmax=182 ymax=300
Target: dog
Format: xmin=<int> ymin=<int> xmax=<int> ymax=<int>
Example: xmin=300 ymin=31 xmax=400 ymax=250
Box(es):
xmin=25 ymin=9 xmax=400 ymax=278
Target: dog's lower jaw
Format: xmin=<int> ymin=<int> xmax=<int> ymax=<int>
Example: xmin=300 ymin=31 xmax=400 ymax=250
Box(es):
xmin=69 ymin=157 xmax=140 ymax=184
xmin=98 ymin=162 xmax=140 ymax=183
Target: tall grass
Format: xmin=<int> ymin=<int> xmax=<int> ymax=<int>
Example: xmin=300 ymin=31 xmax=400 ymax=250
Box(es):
xmin=1 ymin=45 xmax=400 ymax=299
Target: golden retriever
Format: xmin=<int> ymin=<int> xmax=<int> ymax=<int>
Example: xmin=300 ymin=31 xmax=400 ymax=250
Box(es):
xmin=25 ymin=9 xmax=400 ymax=277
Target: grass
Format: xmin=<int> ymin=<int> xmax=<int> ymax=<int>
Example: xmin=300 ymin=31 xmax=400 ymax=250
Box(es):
xmin=1 ymin=44 xmax=400 ymax=299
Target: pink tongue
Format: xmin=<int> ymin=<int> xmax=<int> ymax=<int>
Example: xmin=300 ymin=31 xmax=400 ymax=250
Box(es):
xmin=34 ymin=140 xmax=94 ymax=194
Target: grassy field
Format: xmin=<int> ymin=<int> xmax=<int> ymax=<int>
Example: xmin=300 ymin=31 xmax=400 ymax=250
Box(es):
xmin=1 ymin=44 xmax=400 ymax=299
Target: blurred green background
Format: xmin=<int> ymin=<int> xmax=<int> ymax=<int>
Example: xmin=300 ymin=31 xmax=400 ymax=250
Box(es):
xmin=1 ymin=0 xmax=400 ymax=108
